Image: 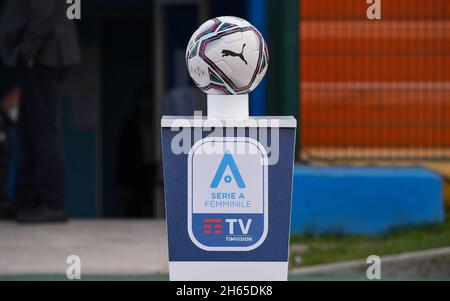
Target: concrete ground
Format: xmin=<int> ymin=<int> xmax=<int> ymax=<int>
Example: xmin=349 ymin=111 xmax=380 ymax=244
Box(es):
xmin=0 ymin=220 xmax=169 ymax=275
xmin=1 ymin=220 xmax=449 ymax=280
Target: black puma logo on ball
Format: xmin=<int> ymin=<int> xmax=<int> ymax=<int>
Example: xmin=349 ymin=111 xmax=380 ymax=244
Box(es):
xmin=222 ymin=44 xmax=247 ymax=65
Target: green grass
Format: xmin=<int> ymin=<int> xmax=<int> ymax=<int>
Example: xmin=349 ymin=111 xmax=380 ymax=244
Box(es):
xmin=0 ymin=274 xmax=169 ymax=281
xmin=0 ymin=274 xmax=372 ymax=281
xmin=2 ymin=274 xmax=449 ymax=281
xmin=290 ymin=210 xmax=450 ymax=266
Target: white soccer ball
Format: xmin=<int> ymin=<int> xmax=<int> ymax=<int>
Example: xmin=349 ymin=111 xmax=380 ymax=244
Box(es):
xmin=186 ymin=16 xmax=269 ymax=95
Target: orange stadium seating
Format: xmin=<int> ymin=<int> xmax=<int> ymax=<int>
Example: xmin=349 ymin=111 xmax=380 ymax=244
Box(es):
xmin=299 ymin=0 xmax=450 ymax=154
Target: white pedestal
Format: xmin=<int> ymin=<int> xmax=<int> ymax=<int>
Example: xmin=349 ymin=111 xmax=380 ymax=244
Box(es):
xmin=161 ymin=116 xmax=297 ymax=282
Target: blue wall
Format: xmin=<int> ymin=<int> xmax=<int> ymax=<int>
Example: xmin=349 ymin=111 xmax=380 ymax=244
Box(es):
xmin=248 ymin=0 xmax=268 ymax=115
xmin=291 ymin=166 xmax=445 ymax=236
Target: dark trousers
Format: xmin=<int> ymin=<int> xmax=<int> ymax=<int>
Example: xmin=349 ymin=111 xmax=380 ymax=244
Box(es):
xmin=15 ymin=67 xmax=66 ymax=210
xmin=123 ymin=164 xmax=155 ymax=218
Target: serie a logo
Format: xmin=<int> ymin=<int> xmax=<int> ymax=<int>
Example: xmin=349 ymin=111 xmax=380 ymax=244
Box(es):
xmin=188 ymin=137 xmax=268 ymax=251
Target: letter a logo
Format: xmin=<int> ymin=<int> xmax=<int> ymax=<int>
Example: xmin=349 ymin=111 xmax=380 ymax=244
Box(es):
xmin=210 ymin=152 xmax=245 ymax=188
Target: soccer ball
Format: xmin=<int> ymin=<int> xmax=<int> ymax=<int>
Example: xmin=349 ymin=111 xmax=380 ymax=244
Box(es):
xmin=186 ymin=16 xmax=269 ymax=95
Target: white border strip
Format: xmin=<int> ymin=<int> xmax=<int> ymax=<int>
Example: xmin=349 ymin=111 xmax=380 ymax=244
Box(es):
xmin=169 ymin=261 xmax=288 ymax=281
xmin=161 ymin=116 xmax=297 ymax=128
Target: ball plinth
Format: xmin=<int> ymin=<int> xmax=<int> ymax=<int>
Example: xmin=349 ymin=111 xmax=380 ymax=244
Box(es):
xmin=207 ymin=94 xmax=249 ymax=120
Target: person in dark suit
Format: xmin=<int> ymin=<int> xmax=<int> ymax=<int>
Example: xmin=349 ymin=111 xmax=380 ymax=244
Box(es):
xmin=117 ymin=84 xmax=157 ymax=218
xmin=0 ymin=86 xmax=19 ymax=219
xmin=0 ymin=0 xmax=81 ymax=222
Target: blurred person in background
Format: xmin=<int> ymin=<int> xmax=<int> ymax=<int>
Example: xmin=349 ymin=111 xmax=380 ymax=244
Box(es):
xmin=0 ymin=85 xmax=19 ymax=219
xmin=117 ymin=83 xmax=157 ymax=218
xmin=0 ymin=0 xmax=81 ymax=222
xmin=163 ymin=50 xmax=201 ymax=116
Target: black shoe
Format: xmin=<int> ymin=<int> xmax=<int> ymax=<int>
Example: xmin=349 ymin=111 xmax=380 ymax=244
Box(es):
xmin=16 ymin=208 xmax=68 ymax=223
